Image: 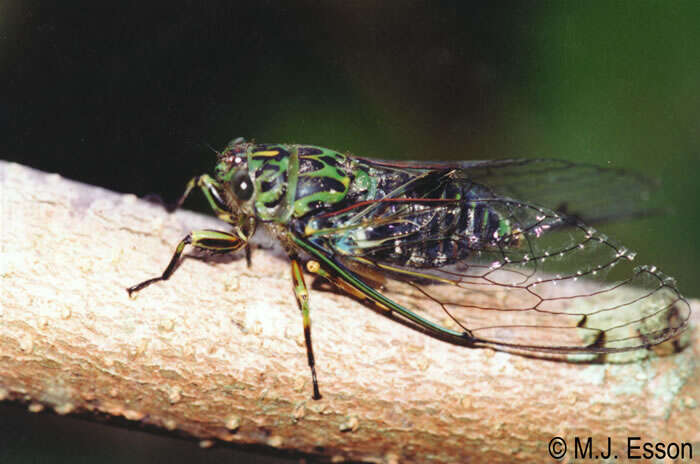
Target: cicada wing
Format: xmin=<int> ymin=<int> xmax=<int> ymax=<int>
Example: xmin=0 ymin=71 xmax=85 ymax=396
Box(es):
xmin=308 ymin=193 xmax=689 ymax=354
xmin=357 ymin=157 xmax=661 ymax=226
xmin=455 ymin=159 xmax=662 ymax=225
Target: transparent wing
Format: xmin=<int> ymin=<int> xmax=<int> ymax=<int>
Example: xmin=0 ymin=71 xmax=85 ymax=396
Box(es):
xmin=455 ymin=159 xmax=661 ymax=225
xmin=304 ymin=163 xmax=689 ymax=355
xmin=357 ymin=157 xmax=661 ymax=225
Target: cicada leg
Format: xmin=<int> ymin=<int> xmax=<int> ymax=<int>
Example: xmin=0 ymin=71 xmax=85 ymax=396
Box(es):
xmin=290 ymin=257 xmax=322 ymax=400
xmin=244 ymin=243 xmax=252 ymax=268
xmin=306 ymin=260 xmax=391 ymax=312
xmin=171 ymin=174 xmax=234 ymax=223
xmin=166 ymin=175 xmax=255 ymax=268
xmin=127 ymin=229 xmax=246 ymax=296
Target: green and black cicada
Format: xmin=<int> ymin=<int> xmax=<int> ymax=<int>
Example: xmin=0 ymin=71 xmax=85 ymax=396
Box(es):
xmin=127 ymin=137 xmax=690 ymax=399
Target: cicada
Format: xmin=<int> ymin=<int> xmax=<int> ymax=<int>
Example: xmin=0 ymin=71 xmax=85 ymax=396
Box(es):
xmin=127 ymin=138 xmax=690 ymax=399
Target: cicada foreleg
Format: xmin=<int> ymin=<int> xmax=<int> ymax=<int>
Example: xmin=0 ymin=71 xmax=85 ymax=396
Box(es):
xmin=171 ymin=174 xmax=233 ymax=223
xmin=127 ymin=229 xmax=247 ymax=296
xmin=167 ymin=175 xmax=255 ymax=267
xmin=290 ymin=257 xmax=322 ymax=400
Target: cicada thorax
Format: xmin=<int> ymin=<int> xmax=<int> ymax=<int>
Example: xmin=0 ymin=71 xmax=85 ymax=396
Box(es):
xmin=292 ymin=146 xmax=358 ymax=216
xmin=242 ymin=143 xmax=362 ymax=223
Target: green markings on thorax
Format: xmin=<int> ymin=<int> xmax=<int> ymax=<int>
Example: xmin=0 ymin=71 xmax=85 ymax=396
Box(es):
xmin=248 ymin=145 xmax=292 ymax=221
xmin=292 ymin=147 xmax=355 ymax=218
xmin=245 ymin=144 xmax=359 ymax=222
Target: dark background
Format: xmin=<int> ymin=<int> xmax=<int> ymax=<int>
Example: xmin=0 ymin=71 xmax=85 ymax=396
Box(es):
xmin=1 ymin=1 xmax=699 ymax=462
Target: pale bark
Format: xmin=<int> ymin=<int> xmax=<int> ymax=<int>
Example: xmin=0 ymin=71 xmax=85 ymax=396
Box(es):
xmin=0 ymin=161 xmax=697 ymax=463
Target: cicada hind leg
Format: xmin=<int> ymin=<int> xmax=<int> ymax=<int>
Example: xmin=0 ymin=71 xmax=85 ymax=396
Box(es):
xmin=306 ymin=260 xmax=391 ymax=312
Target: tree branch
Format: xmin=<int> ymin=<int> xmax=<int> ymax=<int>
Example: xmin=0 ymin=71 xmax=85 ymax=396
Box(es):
xmin=0 ymin=161 xmax=697 ymax=463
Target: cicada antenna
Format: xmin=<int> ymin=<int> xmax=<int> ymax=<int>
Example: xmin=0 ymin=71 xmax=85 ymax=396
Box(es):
xmin=202 ymin=141 xmax=219 ymax=155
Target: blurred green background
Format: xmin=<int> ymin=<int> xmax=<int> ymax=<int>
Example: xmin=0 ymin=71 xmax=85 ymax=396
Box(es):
xmin=1 ymin=1 xmax=698 ymax=462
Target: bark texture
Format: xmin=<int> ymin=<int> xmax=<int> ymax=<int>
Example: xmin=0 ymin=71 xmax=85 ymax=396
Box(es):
xmin=0 ymin=160 xmax=697 ymax=463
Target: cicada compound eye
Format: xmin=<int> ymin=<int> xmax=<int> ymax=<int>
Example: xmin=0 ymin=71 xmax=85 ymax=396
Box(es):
xmin=232 ymin=169 xmax=254 ymax=201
